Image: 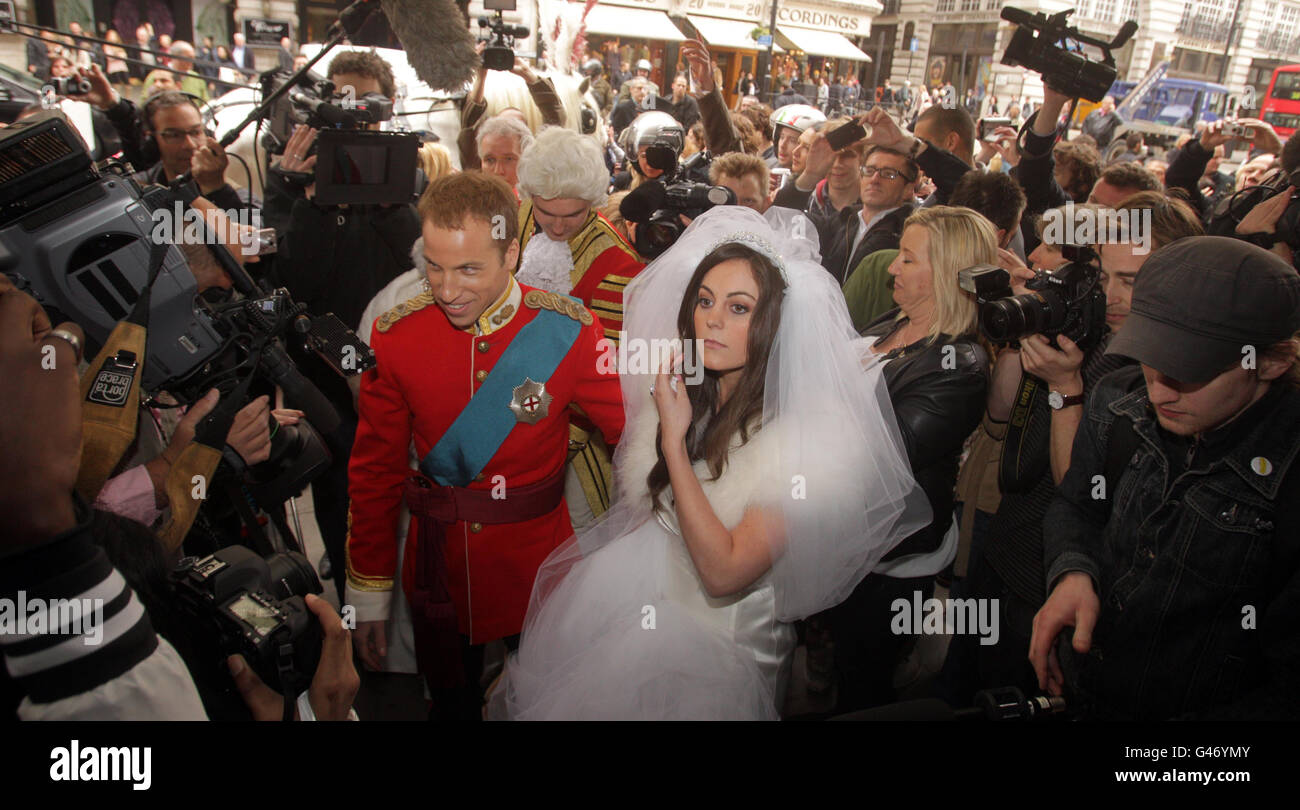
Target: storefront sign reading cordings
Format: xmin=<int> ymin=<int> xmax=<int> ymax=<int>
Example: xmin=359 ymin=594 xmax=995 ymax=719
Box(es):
xmin=597 ymin=0 xmax=870 ymax=36
xmin=678 ymin=0 xmax=869 ymax=34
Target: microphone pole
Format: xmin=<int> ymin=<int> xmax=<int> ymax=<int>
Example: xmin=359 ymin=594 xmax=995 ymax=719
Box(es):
xmin=209 ymin=0 xmax=382 ymax=150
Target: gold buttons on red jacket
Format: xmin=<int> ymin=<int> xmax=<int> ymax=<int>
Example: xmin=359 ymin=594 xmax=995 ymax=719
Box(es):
xmin=477 ymin=340 xmax=490 ymax=353
xmin=476 ymin=369 xmax=488 ymax=382
xmin=470 ymin=522 xmax=483 ymax=533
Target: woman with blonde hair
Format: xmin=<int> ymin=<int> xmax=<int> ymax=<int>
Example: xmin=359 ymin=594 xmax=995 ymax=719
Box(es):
xmin=824 ymin=205 xmax=994 ymax=713
xmin=417 ymin=142 xmax=455 ymax=182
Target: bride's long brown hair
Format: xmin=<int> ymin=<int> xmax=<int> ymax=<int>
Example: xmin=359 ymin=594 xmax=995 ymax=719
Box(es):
xmin=648 ymin=242 xmax=787 ymax=515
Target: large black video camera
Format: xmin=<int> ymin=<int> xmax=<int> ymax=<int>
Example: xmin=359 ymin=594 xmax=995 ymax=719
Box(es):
xmin=1000 ymin=7 xmax=1138 ymax=102
xmin=960 ymin=245 xmax=1107 ymax=351
xmin=620 ymin=146 xmax=736 ymax=259
xmin=263 ymin=67 xmax=423 ymax=206
xmin=171 ymin=545 xmax=323 ymax=697
xmin=478 ymin=0 xmax=530 ymax=72
xmin=0 ymin=112 xmax=373 ymax=501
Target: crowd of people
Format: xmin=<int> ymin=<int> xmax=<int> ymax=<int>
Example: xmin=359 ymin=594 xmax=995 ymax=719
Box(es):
xmin=3 ymin=28 xmax=1300 ymax=724
xmin=26 ymin=22 xmax=302 ymax=103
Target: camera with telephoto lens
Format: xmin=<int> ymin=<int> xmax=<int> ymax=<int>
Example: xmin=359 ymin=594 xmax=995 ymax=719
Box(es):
xmin=620 ymin=145 xmax=736 ymax=259
xmin=171 ymin=546 xmax=323 ymax=697
xmin=478 ymin=0 xmax=530 ymax=72
xmin=999 ymin=7 xmax=1138 ymax=102
xmin=50 ymin=74 xmax=91 ymax=96
xmin=959 ymin=245 xmax=1107 ymax=351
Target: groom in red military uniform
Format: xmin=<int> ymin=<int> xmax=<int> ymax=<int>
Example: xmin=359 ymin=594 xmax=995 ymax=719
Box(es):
xmin=347 ymin=171 xmax=625 ymax=718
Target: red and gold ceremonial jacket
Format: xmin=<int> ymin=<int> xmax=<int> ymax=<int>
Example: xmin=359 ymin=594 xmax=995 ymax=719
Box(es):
xmin=518 ymin=201 xmax=645 ymax=346
xmin=345 ymin=276 xmax=625 ymax=643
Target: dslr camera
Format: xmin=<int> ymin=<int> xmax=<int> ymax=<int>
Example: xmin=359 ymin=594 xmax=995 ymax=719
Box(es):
xmin=478 ymin=0 xmax=530 ymax=72
xmin=171 ymin=546 xmax=324 ymax=696
xmin=960 ymin=245 xmax=1107 ymax=351
xmin=1000 ymin=7 xmax=1138 ymax=102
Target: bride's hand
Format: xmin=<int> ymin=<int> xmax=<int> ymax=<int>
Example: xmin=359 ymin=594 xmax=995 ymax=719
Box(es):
xmin=653 ymin=364 xmax=691 ymax=448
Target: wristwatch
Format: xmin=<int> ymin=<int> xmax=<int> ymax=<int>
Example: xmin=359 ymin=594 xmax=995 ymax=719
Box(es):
xmin=1048 ymin=390 xmax=1085 ymax=410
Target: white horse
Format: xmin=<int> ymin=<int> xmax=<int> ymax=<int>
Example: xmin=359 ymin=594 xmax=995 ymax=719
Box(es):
xmin=205 ymin=44 xmax=605 ymax=200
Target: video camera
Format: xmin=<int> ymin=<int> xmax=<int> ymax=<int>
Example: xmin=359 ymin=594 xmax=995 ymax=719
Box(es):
xmin=478 ymin=0 xmax=530 ymax=72
xmin=959 ymin=245 xmax=1107 ymax=351
xmin=1000 ymin=7 xmax=1138 ymax=102
xmin=0 ymin=112 xmax=373 ymax=505
xmin=263 ymin=68 xmax=423 ymax=206
xmin=171 ymin=545 xmax=323 ymax=698
xmin=620 ymin=146 xmax=736 ymax=259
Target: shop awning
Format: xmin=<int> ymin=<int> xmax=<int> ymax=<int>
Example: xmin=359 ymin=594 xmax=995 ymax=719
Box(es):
xmin=776 ymin=26 xmax=871 ymax=62
xmin=582 ymin=5 xmax=686 ymax=42
xmin=686 ymin=15 xmax=783 ymax=53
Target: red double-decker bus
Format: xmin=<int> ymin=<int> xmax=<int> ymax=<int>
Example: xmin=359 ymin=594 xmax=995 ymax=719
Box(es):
xmin=1262 ymin=64 xmax=1300 ymax=138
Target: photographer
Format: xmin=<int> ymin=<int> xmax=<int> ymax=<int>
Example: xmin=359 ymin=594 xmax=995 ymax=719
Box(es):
xmin=1030 ymin=237 xmax=1300 ymax=720
xmin=1166 ymin=118 xmax=1282 ymax=219
xmin=261 ymin=50 xmax=421 ymax=601
xmin=0 ymin=244 xmax=359 ymax=722
xmin=938 ymin=195 xmax=1203 ymax=706
xmin=42 ymin=56 xmax=120 ymax=162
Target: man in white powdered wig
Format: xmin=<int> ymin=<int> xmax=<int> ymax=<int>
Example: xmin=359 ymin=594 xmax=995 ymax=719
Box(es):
xmin=515 ymin=127 xmax=645 ymax=529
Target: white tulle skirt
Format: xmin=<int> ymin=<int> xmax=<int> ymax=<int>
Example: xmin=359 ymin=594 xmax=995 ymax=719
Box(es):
xmin=489 ymin=514 xmax=797 ymax=720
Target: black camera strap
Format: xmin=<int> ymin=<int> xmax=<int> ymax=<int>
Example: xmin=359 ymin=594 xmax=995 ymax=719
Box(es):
xmin=998 ymin=372 xmax=1047 ymax=494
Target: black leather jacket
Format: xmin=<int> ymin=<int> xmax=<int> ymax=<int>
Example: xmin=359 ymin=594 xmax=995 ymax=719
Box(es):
xmin=862 ymin=311 xmax=990 ymax=560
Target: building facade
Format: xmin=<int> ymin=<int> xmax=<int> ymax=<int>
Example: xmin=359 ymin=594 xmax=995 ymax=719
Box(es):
xmin=872 ymin=0 xmax=1300 ymax=108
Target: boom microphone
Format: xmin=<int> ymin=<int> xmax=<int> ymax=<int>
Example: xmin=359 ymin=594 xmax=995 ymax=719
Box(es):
xmin=378 ymin=0 xmax=479 ymax=92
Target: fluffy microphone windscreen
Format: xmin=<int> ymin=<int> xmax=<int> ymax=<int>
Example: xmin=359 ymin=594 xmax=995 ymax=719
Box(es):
xmin=380 ymin=0 xmax=479 ymax=92
xmin=620 ymin=180 xmax=667 ymax=224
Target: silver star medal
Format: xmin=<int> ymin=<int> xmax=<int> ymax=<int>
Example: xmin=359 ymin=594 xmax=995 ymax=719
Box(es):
xmin=510 ymin=377 xmax=552 ymax=425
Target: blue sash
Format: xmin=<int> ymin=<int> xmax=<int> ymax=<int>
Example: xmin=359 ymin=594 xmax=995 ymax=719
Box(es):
xmin=420 ymin=307 xmax=581 ymax=487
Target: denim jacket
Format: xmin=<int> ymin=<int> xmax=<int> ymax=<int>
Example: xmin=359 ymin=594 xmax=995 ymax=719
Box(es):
xmin=1043 ymin=365 xmax=1300 ymax=720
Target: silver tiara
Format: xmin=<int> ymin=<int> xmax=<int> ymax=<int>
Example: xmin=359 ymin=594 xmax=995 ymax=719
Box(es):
xmin=708 ymin=231 xmax=789 ymax=280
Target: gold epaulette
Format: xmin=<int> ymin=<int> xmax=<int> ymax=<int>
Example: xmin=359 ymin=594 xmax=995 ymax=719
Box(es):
xmin=523 ymin=289 xmax=594 ymax=326
xmin=375 ymin=291 xmax=436 ymax=333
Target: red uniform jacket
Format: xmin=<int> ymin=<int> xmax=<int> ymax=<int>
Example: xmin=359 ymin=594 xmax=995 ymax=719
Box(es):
xmin=518 ymin=202 xmax=645 ymax=346
xmin=346 ymin=277 xmax=625 ymax=643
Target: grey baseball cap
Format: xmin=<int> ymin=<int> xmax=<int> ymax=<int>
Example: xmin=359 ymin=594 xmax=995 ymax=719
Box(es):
xmin=1106 ymin=236 xmax=1300 ymax=382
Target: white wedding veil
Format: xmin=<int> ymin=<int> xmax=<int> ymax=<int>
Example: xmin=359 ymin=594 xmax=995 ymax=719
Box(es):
xmin=591 ymin=205 xmax=930 ymax=616
xmin=493 ymin=205 xmax=930 ymax=718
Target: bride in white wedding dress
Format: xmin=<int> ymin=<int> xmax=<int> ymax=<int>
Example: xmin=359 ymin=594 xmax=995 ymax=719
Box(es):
xmin=490 ymin=206 xmax=930 ymax=719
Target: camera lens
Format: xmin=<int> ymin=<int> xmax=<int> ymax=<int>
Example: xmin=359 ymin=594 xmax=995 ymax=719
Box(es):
xmin=641 ymin=221 xmax=681 ymax=258
xmin=982 ymin=292 xmax=1053 ymax=342
xmin=264 ymin=552 xmax=323 ymax=600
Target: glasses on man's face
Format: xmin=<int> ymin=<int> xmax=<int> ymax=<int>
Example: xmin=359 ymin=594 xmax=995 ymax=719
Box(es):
xmin=159 ymin=127 xmax=205 ymax=143
xmin=860 ymin=165 xmax=913 ymax=182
